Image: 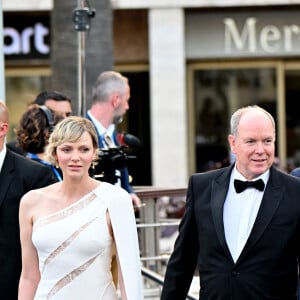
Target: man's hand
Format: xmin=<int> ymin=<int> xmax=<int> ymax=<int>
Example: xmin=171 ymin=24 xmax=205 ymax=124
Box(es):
xmin=130 ymin=193 xmax=142 ymax=209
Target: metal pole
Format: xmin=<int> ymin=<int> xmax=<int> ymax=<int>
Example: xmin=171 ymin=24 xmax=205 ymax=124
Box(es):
xmin=77 ymin=0 xmax=85 ymax=117
xmin=73 ymin=1 xmax=95 ymax=117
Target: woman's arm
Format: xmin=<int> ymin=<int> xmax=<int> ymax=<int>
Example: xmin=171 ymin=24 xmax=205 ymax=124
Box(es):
xmin=18 ymin=192 xmax=41 ymax=300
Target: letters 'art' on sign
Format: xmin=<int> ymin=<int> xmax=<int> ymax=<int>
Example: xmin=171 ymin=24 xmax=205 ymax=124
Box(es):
xmin=4 ymin=13 xmax=50 ymax=60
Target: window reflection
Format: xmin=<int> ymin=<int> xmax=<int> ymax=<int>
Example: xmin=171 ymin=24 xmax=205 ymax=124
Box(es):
xmin=194 ymin=68 xmax=276 ymax=172
xmin=5 ymin=76 xmax=50 ymax=141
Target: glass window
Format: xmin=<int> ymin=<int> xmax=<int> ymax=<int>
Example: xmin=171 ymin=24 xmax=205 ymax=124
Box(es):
xmin=5 ymin=75 xmax=51 ymax=141
xmin=285 ymin=70 xmax=300 ymax=171
xmin=193 ymin=68 xmax=277 ymax=172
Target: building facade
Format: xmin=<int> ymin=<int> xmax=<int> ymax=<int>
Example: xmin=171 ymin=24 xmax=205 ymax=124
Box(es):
xmin=3 ymin=0 xmax=300 ymax=187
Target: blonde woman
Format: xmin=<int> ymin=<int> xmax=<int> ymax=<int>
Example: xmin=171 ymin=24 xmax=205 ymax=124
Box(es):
xmin=18 ymin=116 xmax=143 ymax=300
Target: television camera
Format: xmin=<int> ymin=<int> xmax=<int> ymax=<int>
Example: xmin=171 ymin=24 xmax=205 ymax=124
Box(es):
xmin=92 ymin=133 xmax=140 ymax=184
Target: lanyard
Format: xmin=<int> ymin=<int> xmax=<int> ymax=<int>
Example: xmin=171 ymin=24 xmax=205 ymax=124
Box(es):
xmin=26 ymin=152 xmax=62 ymax=181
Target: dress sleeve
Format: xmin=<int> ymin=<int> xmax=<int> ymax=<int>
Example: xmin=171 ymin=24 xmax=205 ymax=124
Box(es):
xmin=107 ymin=187 xmax=143 ymax=299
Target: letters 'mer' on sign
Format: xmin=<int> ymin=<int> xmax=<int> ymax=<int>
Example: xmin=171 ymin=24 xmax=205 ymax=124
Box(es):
xmin=224 ymin=17 xmax=300 ymax=53
xmin=185 ymin=11 xmax=300 ymax=58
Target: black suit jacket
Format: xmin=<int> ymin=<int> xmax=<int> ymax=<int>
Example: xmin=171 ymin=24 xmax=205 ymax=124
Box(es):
xmin=161 ymin=166 xmax=300 ymax=300
xmin=0 ymin=149 xmax=56 ymax=300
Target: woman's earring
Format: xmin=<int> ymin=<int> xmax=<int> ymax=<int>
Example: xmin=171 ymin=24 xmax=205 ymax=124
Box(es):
xmin=91 ymin=161 xmax=95 ymax=170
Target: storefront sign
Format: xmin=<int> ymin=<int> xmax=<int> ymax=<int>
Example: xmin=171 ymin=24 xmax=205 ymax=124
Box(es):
xmin=186 ymin=10 xmax=300 ymax=59
xmin=224 ymin=17 xmax=300 ymax=53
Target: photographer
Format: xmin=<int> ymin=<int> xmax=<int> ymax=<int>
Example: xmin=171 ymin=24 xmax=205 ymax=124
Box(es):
xmin=86 ymin=70 xmax=141 ymax=208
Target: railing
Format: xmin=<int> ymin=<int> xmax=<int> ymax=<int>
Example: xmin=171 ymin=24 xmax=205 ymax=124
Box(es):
xmin=135 ymin=186 xmax=198 ymax=300
xmin=141 ymin=266 xmax=198 ymax=300
xmin=135 ymin=186 xmax=187 ymax=273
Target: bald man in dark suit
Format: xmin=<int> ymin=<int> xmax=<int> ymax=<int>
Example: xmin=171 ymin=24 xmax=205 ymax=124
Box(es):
xmin=0 ymin=101 xmax=56 ymax=300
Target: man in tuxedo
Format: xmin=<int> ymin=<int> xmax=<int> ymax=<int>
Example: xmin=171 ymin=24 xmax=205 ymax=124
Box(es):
xmin=86 ymin=70 xmax=141 ymax=207
xmin=0 ymin=101 xmax=56 ymax=300
xmin=161 ymin=105 xmax=300 ymax=300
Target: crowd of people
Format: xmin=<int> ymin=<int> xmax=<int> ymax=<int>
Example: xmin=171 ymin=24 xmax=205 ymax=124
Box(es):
xmin=1 ymin=70 xmax=300 ymax=300
xmin=1 ymin=71 xmax=144 ymax=300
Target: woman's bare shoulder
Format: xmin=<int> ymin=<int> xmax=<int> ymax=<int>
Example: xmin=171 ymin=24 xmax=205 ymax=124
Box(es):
xmin=21 ymin=182 xmax=60 ymax=206
xmin=20 ymin=183 xmax=62 ymax=224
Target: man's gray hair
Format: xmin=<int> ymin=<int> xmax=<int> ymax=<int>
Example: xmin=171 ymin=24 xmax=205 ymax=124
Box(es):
xmin=230 ymin=105 xmax=276 ymax=137
xmin=92 ymin=71 xmax=128 ymax=104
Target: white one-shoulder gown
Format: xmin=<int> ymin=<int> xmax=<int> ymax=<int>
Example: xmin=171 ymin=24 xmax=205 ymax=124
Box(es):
xmin=32 ymin=182 xmax=143 ymax=300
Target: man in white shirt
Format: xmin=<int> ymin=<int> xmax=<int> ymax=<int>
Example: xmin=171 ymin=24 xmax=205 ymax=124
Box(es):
xmin=86 ymin=71 xmax=141 ymax=207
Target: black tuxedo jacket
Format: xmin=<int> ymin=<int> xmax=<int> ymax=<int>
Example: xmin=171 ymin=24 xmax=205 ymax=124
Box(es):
xmin=0 ymin=149 xmax=56 ymax=300
xmin=161 ymin=166 xmax=300 ymax=300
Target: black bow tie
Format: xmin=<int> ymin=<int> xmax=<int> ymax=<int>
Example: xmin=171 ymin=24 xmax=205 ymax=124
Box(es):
xmin=234 ymin=179 xmax=265 ymax=193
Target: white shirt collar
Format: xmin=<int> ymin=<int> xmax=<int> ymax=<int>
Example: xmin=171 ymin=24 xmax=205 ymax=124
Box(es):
xmin=87 ymin=110 xmax=115 ymax=137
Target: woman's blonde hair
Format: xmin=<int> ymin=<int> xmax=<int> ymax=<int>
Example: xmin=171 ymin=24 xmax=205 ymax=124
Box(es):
xmin=46 ymin=116 xmax=98 ymax=165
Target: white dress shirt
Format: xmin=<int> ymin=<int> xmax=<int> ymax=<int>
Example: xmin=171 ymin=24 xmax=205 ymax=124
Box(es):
xmin=223 ymin=166 xmax=269 ymax=262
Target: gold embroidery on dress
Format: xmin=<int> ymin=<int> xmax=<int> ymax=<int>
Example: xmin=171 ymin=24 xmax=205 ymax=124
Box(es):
xmin=33 ymin=193 xmax=97 ymax=231
xmin=42 ymin=217 xmax=98 ymax=273
xmin=46 ymin=254 xmax=100 ymax=299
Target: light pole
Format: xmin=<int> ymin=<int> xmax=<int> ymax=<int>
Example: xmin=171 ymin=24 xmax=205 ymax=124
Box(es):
xmin=72 ymin=0 xmax=95 ymax=116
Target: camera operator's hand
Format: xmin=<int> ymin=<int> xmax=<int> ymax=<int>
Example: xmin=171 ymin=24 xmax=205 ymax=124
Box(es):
xmin=130 ymin=193 xmax=142 ymax=209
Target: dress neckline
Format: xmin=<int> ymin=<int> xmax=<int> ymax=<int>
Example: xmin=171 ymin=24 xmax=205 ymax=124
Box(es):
xmin=33 ymin=184 xmax=102 ymax=228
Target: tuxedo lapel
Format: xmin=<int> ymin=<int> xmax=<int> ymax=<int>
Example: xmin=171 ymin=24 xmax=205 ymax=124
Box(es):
xmin=211 ymin=166 xmax=234 ymax=261
xmin=0 ymin=151 xmax=15 ymax=208
xmin=236 ymin=167 xmax=284 ymax=264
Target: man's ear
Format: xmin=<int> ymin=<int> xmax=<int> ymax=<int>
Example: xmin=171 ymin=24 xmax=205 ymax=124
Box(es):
xmin=228 ymin=134 xmax=236 ymax=154
xmin=111 ymin=92 xmax=120 ymax=108
xmin=0 ymin=122 xmax=9 ymax=137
